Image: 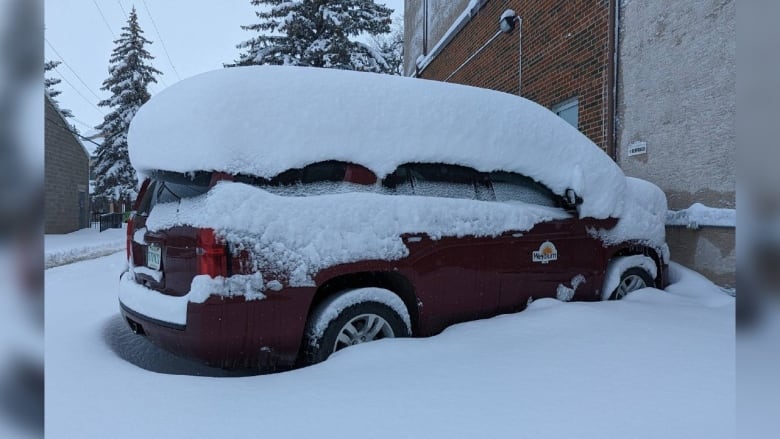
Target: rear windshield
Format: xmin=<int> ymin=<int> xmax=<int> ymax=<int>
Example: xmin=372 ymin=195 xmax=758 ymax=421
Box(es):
xmin=136 ymin=171 xmax=212 ymax=216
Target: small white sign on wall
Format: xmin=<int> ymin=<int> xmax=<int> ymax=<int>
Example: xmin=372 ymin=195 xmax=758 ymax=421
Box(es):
xmin=627 ymin=141 xmax=647 ymax=157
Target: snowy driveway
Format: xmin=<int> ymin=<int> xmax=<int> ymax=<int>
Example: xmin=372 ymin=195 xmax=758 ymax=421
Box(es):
xmin=45 ymin=252 xmax=734 ymax=438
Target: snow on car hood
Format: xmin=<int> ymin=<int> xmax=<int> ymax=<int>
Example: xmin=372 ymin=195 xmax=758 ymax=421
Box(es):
xmin=145 ymin=181 xmax=571 ymax=286
xmin=128 ymin=65 xmax=626 ymax=219
xmin=588 ymin=177 xmax=668 ymax=254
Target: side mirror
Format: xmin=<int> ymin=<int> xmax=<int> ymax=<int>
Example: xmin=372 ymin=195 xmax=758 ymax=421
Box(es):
xmin=564 ymin=188 xmax=582 ymax=207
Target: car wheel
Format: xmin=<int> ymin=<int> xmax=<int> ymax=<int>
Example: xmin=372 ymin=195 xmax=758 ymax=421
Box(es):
xmin=302 ymin=299 xmax=410 ymax=365
xmin=609 ymin=267 xmax=654 ymax=300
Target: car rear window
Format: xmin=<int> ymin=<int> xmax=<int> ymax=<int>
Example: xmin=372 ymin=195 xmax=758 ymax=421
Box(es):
xmin=137 ymin=171 xmax=212 ymax=215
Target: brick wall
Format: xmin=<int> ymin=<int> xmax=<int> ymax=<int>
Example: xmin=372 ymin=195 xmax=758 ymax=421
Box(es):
xmin=45 ymin=96 xmax=90 ymax=234
xmin=416 ymin=0 xmax=613 ymax=151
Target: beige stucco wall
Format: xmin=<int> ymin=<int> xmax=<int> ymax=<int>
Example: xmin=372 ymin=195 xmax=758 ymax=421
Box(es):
xmin=617 ymin=0 xmax=735 ymax=286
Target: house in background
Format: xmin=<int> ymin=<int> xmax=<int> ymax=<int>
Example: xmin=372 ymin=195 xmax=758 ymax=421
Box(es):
xmin=45 ymin=94 xmax=90 ymax=234
xmin=404 ymin=0 xmax=735 ymax=286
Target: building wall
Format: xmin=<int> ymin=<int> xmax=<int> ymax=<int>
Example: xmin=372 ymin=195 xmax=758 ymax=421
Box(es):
xmin=404 ymin=0 xmax=470 ymax=77
xmin=407 ymin=0 xmax=613 ymax=151
xmin=45 ymin=96 xmax=90 ymax=234
xmin=404 ymin=0 xmax=736 ymax=287
xmin=616 ymin=0 xmax=735 ymax=286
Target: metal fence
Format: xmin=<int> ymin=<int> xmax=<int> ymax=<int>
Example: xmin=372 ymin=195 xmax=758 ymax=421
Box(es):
xmin=98 ymin=213 xmax=125 ymax=232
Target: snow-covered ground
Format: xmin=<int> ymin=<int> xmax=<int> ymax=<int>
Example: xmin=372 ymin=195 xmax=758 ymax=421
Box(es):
xmin=44 ymin=226 xmax=125 ymax=269
xmin=44 ymin=245 xmax=734 ymax=438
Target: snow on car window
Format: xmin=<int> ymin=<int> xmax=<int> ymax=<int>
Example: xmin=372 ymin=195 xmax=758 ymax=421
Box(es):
xmin=264 ymin=181 xmax=376 ymax=197
xmin=490 ymin=172 xmax=558 ymax=207
xmin=413 ymin=181 xmax=476 ymax=200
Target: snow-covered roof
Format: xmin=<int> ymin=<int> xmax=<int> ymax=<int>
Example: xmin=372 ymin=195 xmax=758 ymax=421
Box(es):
xmin=128 ymin=65 xmax=626 ymax=219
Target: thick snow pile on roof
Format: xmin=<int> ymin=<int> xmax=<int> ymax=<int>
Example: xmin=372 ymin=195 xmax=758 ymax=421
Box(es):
xmin=666 ymin=203 xmax=736 ymax=229
xmin=128 ymin=66 xmax=626 ymax=219
xmin=145 ymin=181 xmax=570 ymax=286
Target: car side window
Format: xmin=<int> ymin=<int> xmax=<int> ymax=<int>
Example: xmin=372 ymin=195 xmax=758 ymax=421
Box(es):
xmin=258 ymin=161 xmax=379 ymax=196
xmin=383 ymin=163 xmax=479 ymax=200
xmin=488 ymin=171 xmax=559 ymax=207
xmin=268 ymin=161 xmax=347 ymax=186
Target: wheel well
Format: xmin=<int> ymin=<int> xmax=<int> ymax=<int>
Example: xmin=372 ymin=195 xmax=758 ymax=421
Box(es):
xmin=608 ymin=245 xmax=663 ymax=287
xmin=309 ymin=271 xmax=419 ymax=334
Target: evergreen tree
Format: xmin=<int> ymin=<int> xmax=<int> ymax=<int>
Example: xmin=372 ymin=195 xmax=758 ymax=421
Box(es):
xmin=93 ymin=7 xmax=161 ymax=211
xmin=228 ymin=0 xmax=394 ymax=73
xmin=370 ymin=18 xmax=403 ymax=75
xmin=44 ymin=60 xmax=75 ymax=119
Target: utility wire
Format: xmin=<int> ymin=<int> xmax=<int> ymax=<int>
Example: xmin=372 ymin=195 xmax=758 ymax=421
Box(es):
xmin=45 ymin=116 xmax=103 ymax=148
xmin=141 ymin=0 xmax=181 ymax=81
xmin=45 ymin=39 xmax=104 ymax=102
xmin=116 ymin=0 xmax=128 ymax=19
xmin=47 ymin=63 xmax=105 ymax=116
xmin=71 ymin=116 xmax=97 ymax=132
xmin=91 ymin=0 xmax=117 ymax=39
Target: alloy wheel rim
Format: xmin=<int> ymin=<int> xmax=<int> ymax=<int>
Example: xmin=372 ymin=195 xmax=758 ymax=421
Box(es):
xmin=615 ymin=274 xmax=647 ymax=299
xmin=333 ymin=313 xmax=394 ymax=352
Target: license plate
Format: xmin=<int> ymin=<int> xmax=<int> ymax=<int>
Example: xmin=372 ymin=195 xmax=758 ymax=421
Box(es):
xmin=147 ymin=245 xmax=161 ymax=271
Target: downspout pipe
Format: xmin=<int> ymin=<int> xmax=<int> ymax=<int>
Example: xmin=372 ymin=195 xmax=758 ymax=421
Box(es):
xmin=608 ymin=0 xmax=619 ymax=161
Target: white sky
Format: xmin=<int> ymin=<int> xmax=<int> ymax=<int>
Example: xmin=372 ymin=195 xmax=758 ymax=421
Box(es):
xmin=44 ymin=0 xmax=404 ymax=145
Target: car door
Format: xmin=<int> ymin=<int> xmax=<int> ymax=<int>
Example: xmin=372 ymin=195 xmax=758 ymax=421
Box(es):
xmin=482 ymin=172 xmax=605 ymax=313
xmin=387 ymin=164 xmax=502 ymax=333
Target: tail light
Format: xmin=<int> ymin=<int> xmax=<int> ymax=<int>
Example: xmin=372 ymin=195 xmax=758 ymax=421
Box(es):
xmin=126 ymin=213 xmax=134 ymax=260
xmin=196 ymin=228 xmax=228 ymax=277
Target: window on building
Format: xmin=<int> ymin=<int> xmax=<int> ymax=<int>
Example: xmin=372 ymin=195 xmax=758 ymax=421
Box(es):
xmin=552 ymin=98 xmax=579 ymax=129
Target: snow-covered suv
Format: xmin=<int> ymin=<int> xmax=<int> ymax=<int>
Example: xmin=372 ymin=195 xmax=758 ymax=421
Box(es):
xmin=119 ymin=66 xmax=669 ymax=370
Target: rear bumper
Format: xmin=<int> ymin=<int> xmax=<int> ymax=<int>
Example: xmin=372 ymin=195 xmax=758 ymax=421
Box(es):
xmin=118 ymin=271 xmax=316 ymax=370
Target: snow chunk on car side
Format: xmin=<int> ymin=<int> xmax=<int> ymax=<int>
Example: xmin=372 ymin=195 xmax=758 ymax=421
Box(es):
xmin=127 ymin=65 xmax=626 ymax=219
xmin=146 ymin=182 xmax=571 ymax=287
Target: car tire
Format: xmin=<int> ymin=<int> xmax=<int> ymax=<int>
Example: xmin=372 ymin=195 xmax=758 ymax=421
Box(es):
xmin=302 ymin=299 xmax=410 ymax=366
xmin=608 ymin=267 xmax=654 ymax=300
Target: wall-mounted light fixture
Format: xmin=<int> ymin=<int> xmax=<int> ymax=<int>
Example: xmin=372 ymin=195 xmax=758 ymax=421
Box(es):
xmin=500 ymin=9 xmax=519 ymax=33
xmin=498 ymin=9 xmax=523 ymax=94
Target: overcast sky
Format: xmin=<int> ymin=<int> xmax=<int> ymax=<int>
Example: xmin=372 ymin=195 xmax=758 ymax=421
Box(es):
xmin=44 ymin=0 xmax=404 ymax=147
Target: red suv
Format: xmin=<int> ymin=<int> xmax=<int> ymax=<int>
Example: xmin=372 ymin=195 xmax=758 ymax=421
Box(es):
xmin=119 ymin=66 xmax=669 ymax=370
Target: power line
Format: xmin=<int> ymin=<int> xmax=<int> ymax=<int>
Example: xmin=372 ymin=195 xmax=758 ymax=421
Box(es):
xmin=91 ymin=0 xmax=117 ymax=39
xmin=45 ymin=116 xmax=103 ymax=148
xmin=47 ymin=64 xmax=105 ymax=117
xmin=116 ymin=0 xmax=128 ymax=19
xmin=45 ymin=39 xmax=104 ymax=102
xmin=141 ymin=0 xmax=181 ymax=81
xmin=71 ymin=116 xmax=98 ymax=132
